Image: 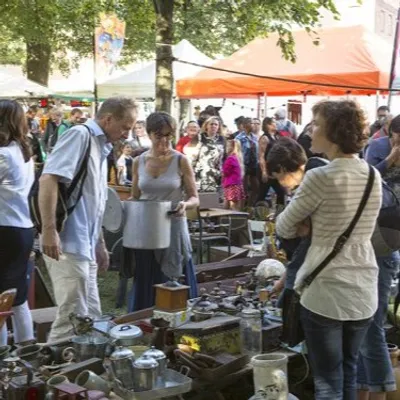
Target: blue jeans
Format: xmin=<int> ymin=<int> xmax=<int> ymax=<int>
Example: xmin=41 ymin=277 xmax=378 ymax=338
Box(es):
xmin=301 ymin=306 xmax=372 ymax=400
xmin=357 ymin=253 xmax=400 ymax=392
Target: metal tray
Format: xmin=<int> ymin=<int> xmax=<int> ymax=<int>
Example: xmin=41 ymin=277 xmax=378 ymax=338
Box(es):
xmin=114 ymin=368 xmax=192 ymax=400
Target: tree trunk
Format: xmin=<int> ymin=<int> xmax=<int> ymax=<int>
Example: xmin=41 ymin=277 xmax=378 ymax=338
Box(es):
xmin=26 ymin=41 xmax=51 ymax=86
xmin=179 ymin=98 xmax=190 ymax=122
xmin=153 ymin=0 xmax=174 ymax=114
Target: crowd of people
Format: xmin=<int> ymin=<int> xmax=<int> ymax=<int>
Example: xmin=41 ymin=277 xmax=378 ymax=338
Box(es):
xmin=1 ymin=96 xmax=400 ymax=400
xmin=109 ymin=106 xmax=299 ymax=211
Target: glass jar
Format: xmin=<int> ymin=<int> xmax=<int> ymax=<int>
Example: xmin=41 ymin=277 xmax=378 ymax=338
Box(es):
xmin=240 ymin=308 xmax=262 ymax=356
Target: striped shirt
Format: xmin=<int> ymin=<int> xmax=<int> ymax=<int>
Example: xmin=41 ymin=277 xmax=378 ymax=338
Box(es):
xmin=276 ymin=157 xmax=382 ymax=320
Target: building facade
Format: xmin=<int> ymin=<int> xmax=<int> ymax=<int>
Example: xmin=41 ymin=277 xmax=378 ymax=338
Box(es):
xmin=320 ymin=0 xmax=397 ymax=43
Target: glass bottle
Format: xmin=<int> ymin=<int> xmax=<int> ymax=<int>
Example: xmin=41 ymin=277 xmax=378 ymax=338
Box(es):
xmin=240 ymin=308 xmax=262 ymax=356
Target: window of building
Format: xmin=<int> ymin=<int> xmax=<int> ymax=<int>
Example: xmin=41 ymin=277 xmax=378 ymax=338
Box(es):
xmin=379 ymin=10 xmax=386 ymax=33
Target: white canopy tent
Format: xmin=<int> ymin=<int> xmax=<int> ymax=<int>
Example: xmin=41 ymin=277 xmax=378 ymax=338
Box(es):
xmin=98 ymin=39 xmax=213 ymax=99
xmin=0 ymin=68 xmax=52 ymax=98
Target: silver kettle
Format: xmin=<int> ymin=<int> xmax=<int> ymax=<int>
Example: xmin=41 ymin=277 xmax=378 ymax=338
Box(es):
xmin=142 ymin=346 xmax=167 ymax=382
xmin=109 ymin=346 xmax=135 ymax=389
xmin=133 ymin=354 xmax=159 ymax=392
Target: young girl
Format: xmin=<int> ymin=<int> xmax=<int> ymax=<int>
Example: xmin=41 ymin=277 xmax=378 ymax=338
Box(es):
xmin=222 ymin=136 xmax=246 ymax=210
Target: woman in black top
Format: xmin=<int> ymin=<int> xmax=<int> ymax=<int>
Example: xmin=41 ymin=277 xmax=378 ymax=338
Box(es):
xmin=257 ymin=117 xmax=286 ymax=206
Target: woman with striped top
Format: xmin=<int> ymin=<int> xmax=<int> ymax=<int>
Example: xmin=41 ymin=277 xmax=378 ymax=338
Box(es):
xmin=276 ymin=100 xmax=382 ymax=400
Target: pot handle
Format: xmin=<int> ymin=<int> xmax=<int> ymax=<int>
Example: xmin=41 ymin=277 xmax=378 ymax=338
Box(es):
xmin=119 ymin=325 xmax=134 ymax=332
xmin=62 ymin=347 xmax=76 ymax=362
xmin=179 ymin=365 xmax=190 ymax=376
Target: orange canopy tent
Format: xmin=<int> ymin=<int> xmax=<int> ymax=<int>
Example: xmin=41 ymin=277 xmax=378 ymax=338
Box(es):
xmin=176 ymin=25 xmax=392 ymax=98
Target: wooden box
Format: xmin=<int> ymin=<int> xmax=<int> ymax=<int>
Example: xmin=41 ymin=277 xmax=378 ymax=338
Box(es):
xmin=174 ymin=315 xmax=242 ymax=354
xmin=154 ymin=283 xmax=189 ymax=312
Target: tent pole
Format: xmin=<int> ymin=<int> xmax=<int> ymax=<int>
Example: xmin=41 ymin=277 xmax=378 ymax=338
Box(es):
xmin=257 ymin=94 xmax=261 ymax=119
xmin=263 ymin=92 xmax=267 ymax=118
xmin=375 ymin=90 xmax=380 ymax=111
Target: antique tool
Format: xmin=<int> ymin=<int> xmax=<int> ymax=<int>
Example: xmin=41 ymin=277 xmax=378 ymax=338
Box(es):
xmin=0 ymin=357 xmax=46 ymax=400
xmin=69 ymin=314 xmax=96 ymax=336
xmin=154 ymin=280 xmax=190 ymax=312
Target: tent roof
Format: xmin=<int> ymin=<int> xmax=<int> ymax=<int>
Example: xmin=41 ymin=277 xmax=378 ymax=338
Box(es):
xmin=0 ymin=67 xmax=52 ymax=98
xmin=98 ymin=39 xmax=213 ymax=99
xmin=177 ymin=25 xmax=392 ymax=98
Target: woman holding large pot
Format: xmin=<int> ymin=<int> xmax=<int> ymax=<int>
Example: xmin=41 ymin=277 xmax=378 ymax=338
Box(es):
xmin=127 ymin=111 xmax=199 ymax=311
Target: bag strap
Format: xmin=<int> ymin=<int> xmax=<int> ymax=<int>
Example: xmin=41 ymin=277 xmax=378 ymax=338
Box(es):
xmin=303 ymin=165 xmax=375 ymax=288
xmin=66 ymin=124 xmax=91 ymax=209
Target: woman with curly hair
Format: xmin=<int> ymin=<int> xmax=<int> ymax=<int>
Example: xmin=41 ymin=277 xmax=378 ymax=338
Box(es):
xmin=276 ymin=100 xmax=382 ymax=399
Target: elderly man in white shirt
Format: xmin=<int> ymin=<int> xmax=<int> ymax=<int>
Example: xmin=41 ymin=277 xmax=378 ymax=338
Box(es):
xmin=39 ymin=97 xmax=137 ymax=342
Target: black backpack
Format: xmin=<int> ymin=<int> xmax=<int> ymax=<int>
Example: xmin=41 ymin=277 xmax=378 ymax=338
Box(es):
xmin=29 ymin=125 xmax=91 ymax=233
xmin=372 ymin=181 xmax=400 ymax=256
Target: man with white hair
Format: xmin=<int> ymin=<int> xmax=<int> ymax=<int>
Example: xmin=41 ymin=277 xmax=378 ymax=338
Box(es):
xmin=274 ymin=108 xmax=297 ymax=139
xmin=39 ymin=97 xmax=137 ymax=342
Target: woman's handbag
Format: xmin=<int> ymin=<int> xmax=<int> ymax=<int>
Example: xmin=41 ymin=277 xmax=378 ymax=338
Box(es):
xmin=281 ymin=165 xmax=375 ymax=347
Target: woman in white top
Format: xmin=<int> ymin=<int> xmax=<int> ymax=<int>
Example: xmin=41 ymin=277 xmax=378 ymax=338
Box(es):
xmin=276 ymin=100 xmax=382 ymax=400
xmin=0 ymin=100 xmax=35 ymax=346
xmin=128 ymin=120 xmax=152 ymax=157
xmin=117 ymin=143 xmax=133 ymax=185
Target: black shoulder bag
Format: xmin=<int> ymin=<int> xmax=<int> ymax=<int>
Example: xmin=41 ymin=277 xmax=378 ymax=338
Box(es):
xmin=281 ymin=165 xmax=375 ymax=347
xmin=29 ymin=124 xmax=92 ymax=233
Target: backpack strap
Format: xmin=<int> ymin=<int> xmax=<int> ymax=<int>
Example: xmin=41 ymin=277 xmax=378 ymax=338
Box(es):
xmin=65 ymin=124 xmax=91 ymax=212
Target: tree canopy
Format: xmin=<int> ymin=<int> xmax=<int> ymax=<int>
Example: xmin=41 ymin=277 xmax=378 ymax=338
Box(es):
xmin=0 ymin=0 xmax=339 ymax=85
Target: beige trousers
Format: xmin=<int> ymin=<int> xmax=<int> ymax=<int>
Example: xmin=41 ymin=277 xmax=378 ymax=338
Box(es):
xmin=43 ymin=253 xmax=102 ymax=343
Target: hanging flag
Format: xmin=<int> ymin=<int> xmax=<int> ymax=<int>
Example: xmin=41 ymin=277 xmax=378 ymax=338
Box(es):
xmin=95 ymin=12 xmax=126 ymax=80
xmin=389 ymin=8 xmax=400 ymax=90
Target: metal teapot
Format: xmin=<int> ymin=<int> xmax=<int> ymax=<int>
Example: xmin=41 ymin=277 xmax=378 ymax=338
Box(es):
xmin=110 ymin=346 xmax=135 ymax=390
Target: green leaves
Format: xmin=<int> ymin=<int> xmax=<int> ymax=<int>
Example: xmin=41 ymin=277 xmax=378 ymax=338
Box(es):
xmin=0 ymin=0 xmax=338 ymax=83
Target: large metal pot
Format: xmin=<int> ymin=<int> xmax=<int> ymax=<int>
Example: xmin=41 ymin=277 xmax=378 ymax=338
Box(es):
xmin=122 ymin=200 xmax=172 ymax=249
xmin=70 ymin=335 xmax=108 ymax=361
xmin=109 ymin=324 xmax=143 ymax=347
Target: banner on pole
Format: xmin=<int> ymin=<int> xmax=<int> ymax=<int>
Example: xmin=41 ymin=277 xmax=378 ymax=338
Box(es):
xmin=95 ymin=13 xmax=126 ymax=80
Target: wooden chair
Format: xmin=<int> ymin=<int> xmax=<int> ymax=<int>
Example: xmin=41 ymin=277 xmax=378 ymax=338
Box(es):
xmin=242 ymin=220 xmax=267 ymax=254
xmin=187 ymin=207 xmax=232 ymax=264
